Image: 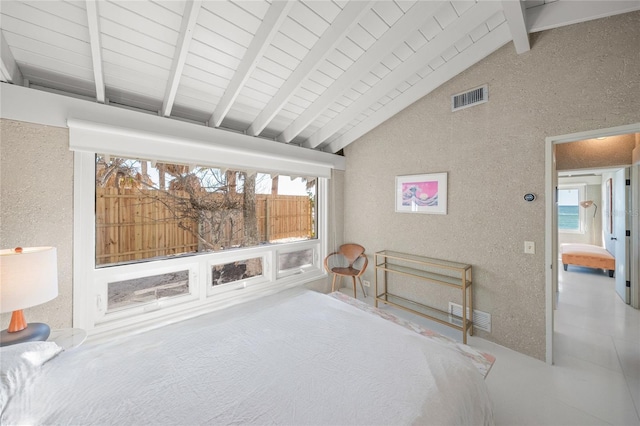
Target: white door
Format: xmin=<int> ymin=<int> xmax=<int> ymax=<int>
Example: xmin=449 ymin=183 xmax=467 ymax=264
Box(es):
xmin=614 ymin=168 xmax=630 ymax=303
xmin=552 ymin=147 xmax=558 ymax=310
xmin=632 ymin=164 xmax=640 ymax=308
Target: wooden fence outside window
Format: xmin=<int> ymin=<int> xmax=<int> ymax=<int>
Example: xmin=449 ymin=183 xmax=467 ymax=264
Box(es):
xmin=96 ymin=188 xmax=313 ymax=265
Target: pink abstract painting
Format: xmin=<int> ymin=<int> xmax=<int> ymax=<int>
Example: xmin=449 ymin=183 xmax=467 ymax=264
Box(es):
xmin=402 ymin=180 xmax=439 ymax=207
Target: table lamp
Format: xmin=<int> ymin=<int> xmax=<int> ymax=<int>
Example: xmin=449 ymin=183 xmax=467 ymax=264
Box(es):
xmin=0 ymin=247 xmax=58 ymax=346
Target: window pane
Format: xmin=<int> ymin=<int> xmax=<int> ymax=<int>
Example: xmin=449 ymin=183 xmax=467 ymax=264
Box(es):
xmin=95 ymin=155 xmax=317 ymax=266
xmin=278 ymin=248 xmax=314 ymax=272
xmin=212 ymin=258 xmax=263 ymax=287
xmin=108 ymin=270 xmax=189 ymax=312
xmin=558 ymin=188 xmax=579 ymax=230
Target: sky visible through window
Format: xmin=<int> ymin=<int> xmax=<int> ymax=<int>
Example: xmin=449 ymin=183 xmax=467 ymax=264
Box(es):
xmin=558 ymin=188 xmax=579 ymax=230
xmin=142 ymin=165 xmax=309 ymax=196
xmin=558 ymin=188 xmax=579 ymax=206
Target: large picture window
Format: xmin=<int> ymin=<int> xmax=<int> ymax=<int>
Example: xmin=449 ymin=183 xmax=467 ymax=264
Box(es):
xmin=71 ymin=119 xmax=338 ymax=336
xmin=95 ymin=156 xmax=317 ymax=267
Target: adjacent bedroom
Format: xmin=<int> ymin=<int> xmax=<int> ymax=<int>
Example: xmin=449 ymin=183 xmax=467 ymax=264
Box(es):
xmin=1 ymin=1 xmax=639 ymax=425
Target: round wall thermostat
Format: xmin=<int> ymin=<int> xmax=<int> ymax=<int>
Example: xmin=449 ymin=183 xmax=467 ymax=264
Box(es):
xmin=524 ymin=193 xmax=536 ymax=202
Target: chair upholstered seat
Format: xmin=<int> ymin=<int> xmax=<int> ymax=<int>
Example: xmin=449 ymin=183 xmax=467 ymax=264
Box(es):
xmin=324 ymin=244 xmax=368 ymax=298
xmin=330 ymin=266 xmax=361 ymax=276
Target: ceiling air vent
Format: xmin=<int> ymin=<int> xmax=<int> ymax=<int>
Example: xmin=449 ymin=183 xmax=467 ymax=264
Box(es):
xmin=451 ymin=84 xmax=488 ymax=112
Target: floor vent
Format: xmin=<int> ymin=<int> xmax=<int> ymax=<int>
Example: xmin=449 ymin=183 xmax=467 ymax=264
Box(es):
xmin=448 ymin=302 xmax=491 ymax=332
xmin=451 ymin=84 xmax=488 ymax=112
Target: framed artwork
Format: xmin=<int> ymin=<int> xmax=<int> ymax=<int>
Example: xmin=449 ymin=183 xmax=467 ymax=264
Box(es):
xmin=605 ymin=178 xmax=613 ymax=234
xmin=395 ymin=172 xmax=447 ymax=214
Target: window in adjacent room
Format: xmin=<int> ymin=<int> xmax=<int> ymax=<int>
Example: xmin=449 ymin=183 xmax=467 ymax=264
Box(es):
xmin=557 ymin=185 xmax=585 ymax=233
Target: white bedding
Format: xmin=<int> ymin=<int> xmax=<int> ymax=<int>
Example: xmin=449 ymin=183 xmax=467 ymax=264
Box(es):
xmin=0 ymin=341 xmax=62 ymax=410
xmin=560 ymin=243 xmax=612 ymax=256
xmin=1 ymin=289 xmax=493 ymax=425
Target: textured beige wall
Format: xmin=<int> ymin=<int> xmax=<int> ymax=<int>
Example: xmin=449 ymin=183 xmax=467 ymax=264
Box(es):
xmin=0 ymin=119 xmax=73 ymax=329
xmin=343 ymin=12 xmax=640 ymax=359
xmin=556 ymin=135 xmax=636 ymax=170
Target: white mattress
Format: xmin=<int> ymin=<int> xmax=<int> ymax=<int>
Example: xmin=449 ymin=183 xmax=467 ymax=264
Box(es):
xmin=1 ymin=289 xmax=493 ymax=425
xmin=560 ymin=243 xmax=612 ymax=256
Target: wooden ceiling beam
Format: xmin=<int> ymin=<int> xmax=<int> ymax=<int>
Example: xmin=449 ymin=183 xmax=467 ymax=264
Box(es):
xmin=277 ymin=1 xmax=442 ymax=144
xmin=304 ymin=1 xmax=502 ymax=149
xmin=502 ymin=0 xmax=530 ymax=54
xmin=161 ymin=0 xmax=202 ymax=117
xmin=210 ymin=0 xmax=294 ymax=128
xmin=246 ymin=0 xmax=374 ymax=137
xmin=526 ymin=0 xmax=640 ymax=33
xmin=0 ymin=31 xmax=23 ymax=85
xmin=327 ymin=22 xmax=513 ymax=154
xmin=85 ymin=0 xmax=106 ymax=103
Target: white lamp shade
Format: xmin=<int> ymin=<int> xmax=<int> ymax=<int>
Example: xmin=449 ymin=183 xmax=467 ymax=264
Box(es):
xmin=0 ymin=247 xmax=58 ymax=313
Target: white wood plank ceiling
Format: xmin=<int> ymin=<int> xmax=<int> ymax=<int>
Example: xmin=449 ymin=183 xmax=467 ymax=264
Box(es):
xmin=1 ymin=1 xmax=638 ymax=153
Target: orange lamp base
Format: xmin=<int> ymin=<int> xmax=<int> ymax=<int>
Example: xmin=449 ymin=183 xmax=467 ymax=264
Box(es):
xmin=8 ymin=309 xmax=28 ymax=333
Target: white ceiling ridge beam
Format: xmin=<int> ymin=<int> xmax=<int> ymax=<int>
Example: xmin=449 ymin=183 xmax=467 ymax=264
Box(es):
xmin=276 ymin=1 xmax=443 ymax=144
xmin=210 ymin=0 xmax=294 ymax=128
xmin=85 ymin=0 xmax=106 ymax=103
xmin=502 ymin=0 xmax=530 ymax=54
xmin=162 ymin=0 xmax=202 ymax=117
xmin=327 ymin=22 xmax=513 ymax=154
xmin=526 ymin=0 xmax=640 ymax=33
xmin=0 ymin=31 xmax=23 ymax=85
xmin=304 ymin=1 xmax=502 ymax=149
xmin=246 ymin=0 xmax=375 ymax=137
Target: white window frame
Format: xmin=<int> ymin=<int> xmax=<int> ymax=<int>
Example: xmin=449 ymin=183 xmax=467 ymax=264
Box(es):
xmin=71 ymin=120 xmax=334 ymax=339
xmin=95 ymin=260 xmax=200 ymax=325
xmin=558 ymin=184 xmax=586 ymax=234
xmin=206 ymin=250 xmax=270 ymax=298
xmin=275 ymin=242 xmax=321 ymax=279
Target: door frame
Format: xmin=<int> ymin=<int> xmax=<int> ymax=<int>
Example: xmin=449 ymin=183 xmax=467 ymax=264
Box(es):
xmin=545 ymin=122 xmax=640 ymax=365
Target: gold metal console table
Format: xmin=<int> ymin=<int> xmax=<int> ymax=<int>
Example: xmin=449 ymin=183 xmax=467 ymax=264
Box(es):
xmin=374 ymin=250 xmax=473 ymax=344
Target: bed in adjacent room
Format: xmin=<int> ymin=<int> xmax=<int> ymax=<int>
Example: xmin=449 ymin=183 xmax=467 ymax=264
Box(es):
xmin=1 ymin=289 xmax=495 ymax=425
xmin=561 ymin=243 xmax=615 ymax=277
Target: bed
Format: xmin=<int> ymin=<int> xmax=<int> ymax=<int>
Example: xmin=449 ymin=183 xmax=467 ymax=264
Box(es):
xmin=1 ymin=288 xmax=495 ymax=425
xmin=561 ymin=243 xmax=615 ymax=277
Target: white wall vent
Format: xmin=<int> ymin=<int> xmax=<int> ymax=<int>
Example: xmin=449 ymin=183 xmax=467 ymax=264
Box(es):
xmin=448 ymin=302 xmax=491 ymax=332
xmin=451 ymin=84 xmax=488 ymax=112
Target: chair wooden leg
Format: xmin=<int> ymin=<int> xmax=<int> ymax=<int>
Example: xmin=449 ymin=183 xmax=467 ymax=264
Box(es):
xmin=352 ymin=276 xmax=357 ymax=298
xmin=358 ymin=277 xmax=367 ymax=298
xmin=331 ymin=274 xmax=338 ymax=292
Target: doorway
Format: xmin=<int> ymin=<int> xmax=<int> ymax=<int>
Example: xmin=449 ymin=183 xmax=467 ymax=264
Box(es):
xmin=545 ymin=123 xmax=640 ymax=364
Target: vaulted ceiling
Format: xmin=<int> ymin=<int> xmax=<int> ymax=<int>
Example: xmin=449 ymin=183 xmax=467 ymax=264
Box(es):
xmin=1 ymin=1 xmax=638 ymax=153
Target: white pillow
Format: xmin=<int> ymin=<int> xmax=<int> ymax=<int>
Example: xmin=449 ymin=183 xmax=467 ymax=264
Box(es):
xmin=0 ymin=341 xmax=62 ymax=412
